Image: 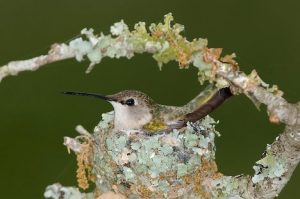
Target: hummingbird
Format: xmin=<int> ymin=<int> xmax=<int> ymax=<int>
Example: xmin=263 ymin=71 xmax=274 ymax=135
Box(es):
xmin=63 ymin=84 xmax=232 ymax=133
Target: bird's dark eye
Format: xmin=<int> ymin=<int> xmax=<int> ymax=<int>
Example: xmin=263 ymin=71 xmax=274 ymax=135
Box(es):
xmin=125 ymin=98 xmax=135 ymax=106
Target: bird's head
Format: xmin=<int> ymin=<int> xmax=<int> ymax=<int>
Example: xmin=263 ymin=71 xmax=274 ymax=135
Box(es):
xmin=63 ymin=90 xmax=156 ymax=130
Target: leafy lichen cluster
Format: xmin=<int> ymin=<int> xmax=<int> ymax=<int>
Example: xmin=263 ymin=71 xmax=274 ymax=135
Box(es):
xmin=90 ymin=112 xmax=220 ymax=198
xmin=67 ymin=13 xmax=222 ymax=84
xmin=252 ymin=142 xmax=287 ymax=184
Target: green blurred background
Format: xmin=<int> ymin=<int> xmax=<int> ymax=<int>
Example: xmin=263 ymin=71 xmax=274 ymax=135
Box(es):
xmin=0 ymin=0 xmax=299 ymax=198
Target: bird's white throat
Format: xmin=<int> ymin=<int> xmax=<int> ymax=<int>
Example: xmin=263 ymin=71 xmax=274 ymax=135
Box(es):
xmin=110 ymin=101 xmax=152 ymax=131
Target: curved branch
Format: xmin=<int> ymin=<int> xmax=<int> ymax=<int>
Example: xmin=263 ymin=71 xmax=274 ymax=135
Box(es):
xmin=0 ymin=44 xmax=75 ymax=82
xmin=213 ymin=59 xmax=298 ymax=126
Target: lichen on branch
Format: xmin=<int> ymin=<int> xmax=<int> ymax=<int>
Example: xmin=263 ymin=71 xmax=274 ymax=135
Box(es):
xmin=0 ymin=13 xmax=208 ymax=83
xmin=0 ymin=13 xmax=283 ymax=110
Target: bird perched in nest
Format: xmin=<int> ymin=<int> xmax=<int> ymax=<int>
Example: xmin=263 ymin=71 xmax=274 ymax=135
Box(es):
xmin=64 ymin=84 xmax=232 ymax=133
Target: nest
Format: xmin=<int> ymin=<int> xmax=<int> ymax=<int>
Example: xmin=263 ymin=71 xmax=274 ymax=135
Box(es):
xmin=89 ymin=111 xmax=221 ymax=198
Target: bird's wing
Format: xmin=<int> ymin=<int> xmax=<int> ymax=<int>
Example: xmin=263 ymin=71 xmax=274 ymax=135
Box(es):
xmin=167 ymin=87 xmax=232 ymax=130
xmin=183 ymin=87 xmax=232 ymax=123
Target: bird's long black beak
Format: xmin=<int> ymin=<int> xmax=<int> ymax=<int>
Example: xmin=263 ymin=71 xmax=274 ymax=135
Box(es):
xmin=62 ymin=91 xmax=116 ymax=101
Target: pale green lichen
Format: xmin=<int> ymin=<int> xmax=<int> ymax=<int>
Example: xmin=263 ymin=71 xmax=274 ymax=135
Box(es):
xmin=69 ymin=38 xmax=93 ymax=62
xmin=193 ymin=52 xmax=212 ymax=84
xmin=252 ymin=145 xmax=287 ymax=183
xmin=44 ymin=184 xmax=95 ymax=199
xmin=177 ymin=163 xmax=188 ymax=178
xmin=184 ymin=131 xmax=199 ymax=148
xmin=123 ymin=166 xmax=136 ymax=182
xmin=97 ymin=111 xmax=114 ymax=129
xmin=209 ymin=176 xmax=250 ymax=199
xmin=110 ymin=20 xmax=129 ymax=36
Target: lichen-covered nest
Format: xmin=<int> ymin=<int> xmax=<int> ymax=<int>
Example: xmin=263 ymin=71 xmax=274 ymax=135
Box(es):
xmin=91 ymin=112 xmax=221 ymax=198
